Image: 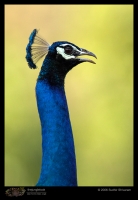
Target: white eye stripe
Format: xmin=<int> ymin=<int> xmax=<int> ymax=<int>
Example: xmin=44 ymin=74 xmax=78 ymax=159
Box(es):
xmin=60 ymin=43 xmax=81 ymax=53
xmin=56 ymin=47 xmax=75 ymax=60
xmin=56 ymin=44 xmax=81 ymax=60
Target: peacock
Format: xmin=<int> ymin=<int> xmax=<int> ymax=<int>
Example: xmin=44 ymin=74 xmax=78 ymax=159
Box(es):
xmin=25 ymin=29 xmax=97 ymax=186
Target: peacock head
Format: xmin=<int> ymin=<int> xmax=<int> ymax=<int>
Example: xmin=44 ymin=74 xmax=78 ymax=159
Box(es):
xmin=26 ymin=29 xmax=97 ymax=72
xmin=47 ymin=41 xmax=97 ymax=70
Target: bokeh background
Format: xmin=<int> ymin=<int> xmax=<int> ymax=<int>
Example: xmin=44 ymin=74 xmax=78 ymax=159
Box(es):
xmin=5 ymin=5 xmax=133 ymax=186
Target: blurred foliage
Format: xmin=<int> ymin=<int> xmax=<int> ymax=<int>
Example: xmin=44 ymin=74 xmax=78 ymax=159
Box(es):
xmin=5 ymin=5 xmax=133 ymax=186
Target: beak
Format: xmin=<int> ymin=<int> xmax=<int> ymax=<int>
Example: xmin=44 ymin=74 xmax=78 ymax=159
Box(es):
xmin=76 ymin=48 xmax=97 ymax=64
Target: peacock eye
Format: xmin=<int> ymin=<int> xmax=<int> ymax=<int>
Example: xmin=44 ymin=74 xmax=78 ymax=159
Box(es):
xmin=64 ymin=45 xmax=73 ymax=55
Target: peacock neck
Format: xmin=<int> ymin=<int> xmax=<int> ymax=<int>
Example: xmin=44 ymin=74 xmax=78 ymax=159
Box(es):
xmin=37 ymin=56 xmax=67 ymax=87
xmin=35 ymin=79 xmax=77 ymax=186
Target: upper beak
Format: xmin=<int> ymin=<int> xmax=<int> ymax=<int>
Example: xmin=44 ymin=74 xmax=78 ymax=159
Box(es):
xmin=77 ymin=48 xmax=97 ymax=64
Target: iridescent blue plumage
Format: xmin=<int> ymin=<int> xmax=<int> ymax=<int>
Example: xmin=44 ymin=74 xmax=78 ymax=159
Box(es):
xmin=25 ymin=29 xmax=96 ymax=186
xmin=35 ymin=80 xmax=77 ymax=186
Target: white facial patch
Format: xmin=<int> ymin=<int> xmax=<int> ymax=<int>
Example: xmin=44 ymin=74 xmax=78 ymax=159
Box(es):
xmin=56 ymin=44 xmax=82 ymax=60
xmin=56 ymin=47 xmax=75 ymax=60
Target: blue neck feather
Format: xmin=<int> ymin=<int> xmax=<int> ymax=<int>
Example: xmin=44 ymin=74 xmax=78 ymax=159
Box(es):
xmin=35 ymin=58 xmax=77 ymax=186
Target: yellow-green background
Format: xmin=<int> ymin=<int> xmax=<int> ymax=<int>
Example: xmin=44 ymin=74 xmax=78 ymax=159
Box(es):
xmin=5 ymin=5 xmax=133 ymax=186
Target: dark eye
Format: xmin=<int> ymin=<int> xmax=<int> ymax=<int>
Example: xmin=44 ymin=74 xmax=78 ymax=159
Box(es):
xmin=64 ymin=45 xmax=73 ymax=55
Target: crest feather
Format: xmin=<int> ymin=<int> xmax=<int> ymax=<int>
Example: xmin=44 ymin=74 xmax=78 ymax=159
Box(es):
xmin=26 ymin=29 xmax=50 ymax=69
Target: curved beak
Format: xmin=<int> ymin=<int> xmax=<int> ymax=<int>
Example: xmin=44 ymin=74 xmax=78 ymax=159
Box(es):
xmin=76 ymin=48 xmax=97 ymax=64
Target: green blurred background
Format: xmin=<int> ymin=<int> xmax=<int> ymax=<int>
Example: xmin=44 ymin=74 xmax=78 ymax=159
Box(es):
xmin=5 ymin=5 xmax=133 ymax=186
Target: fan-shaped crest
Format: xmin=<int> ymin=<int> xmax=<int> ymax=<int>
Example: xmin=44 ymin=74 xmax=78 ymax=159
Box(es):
xmin=26 ymin=29 xmax=50 ymax=69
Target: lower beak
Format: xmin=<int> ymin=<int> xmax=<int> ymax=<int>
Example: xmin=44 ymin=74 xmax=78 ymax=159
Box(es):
xmin=77 ymin=48 xmax=97 ymax=64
